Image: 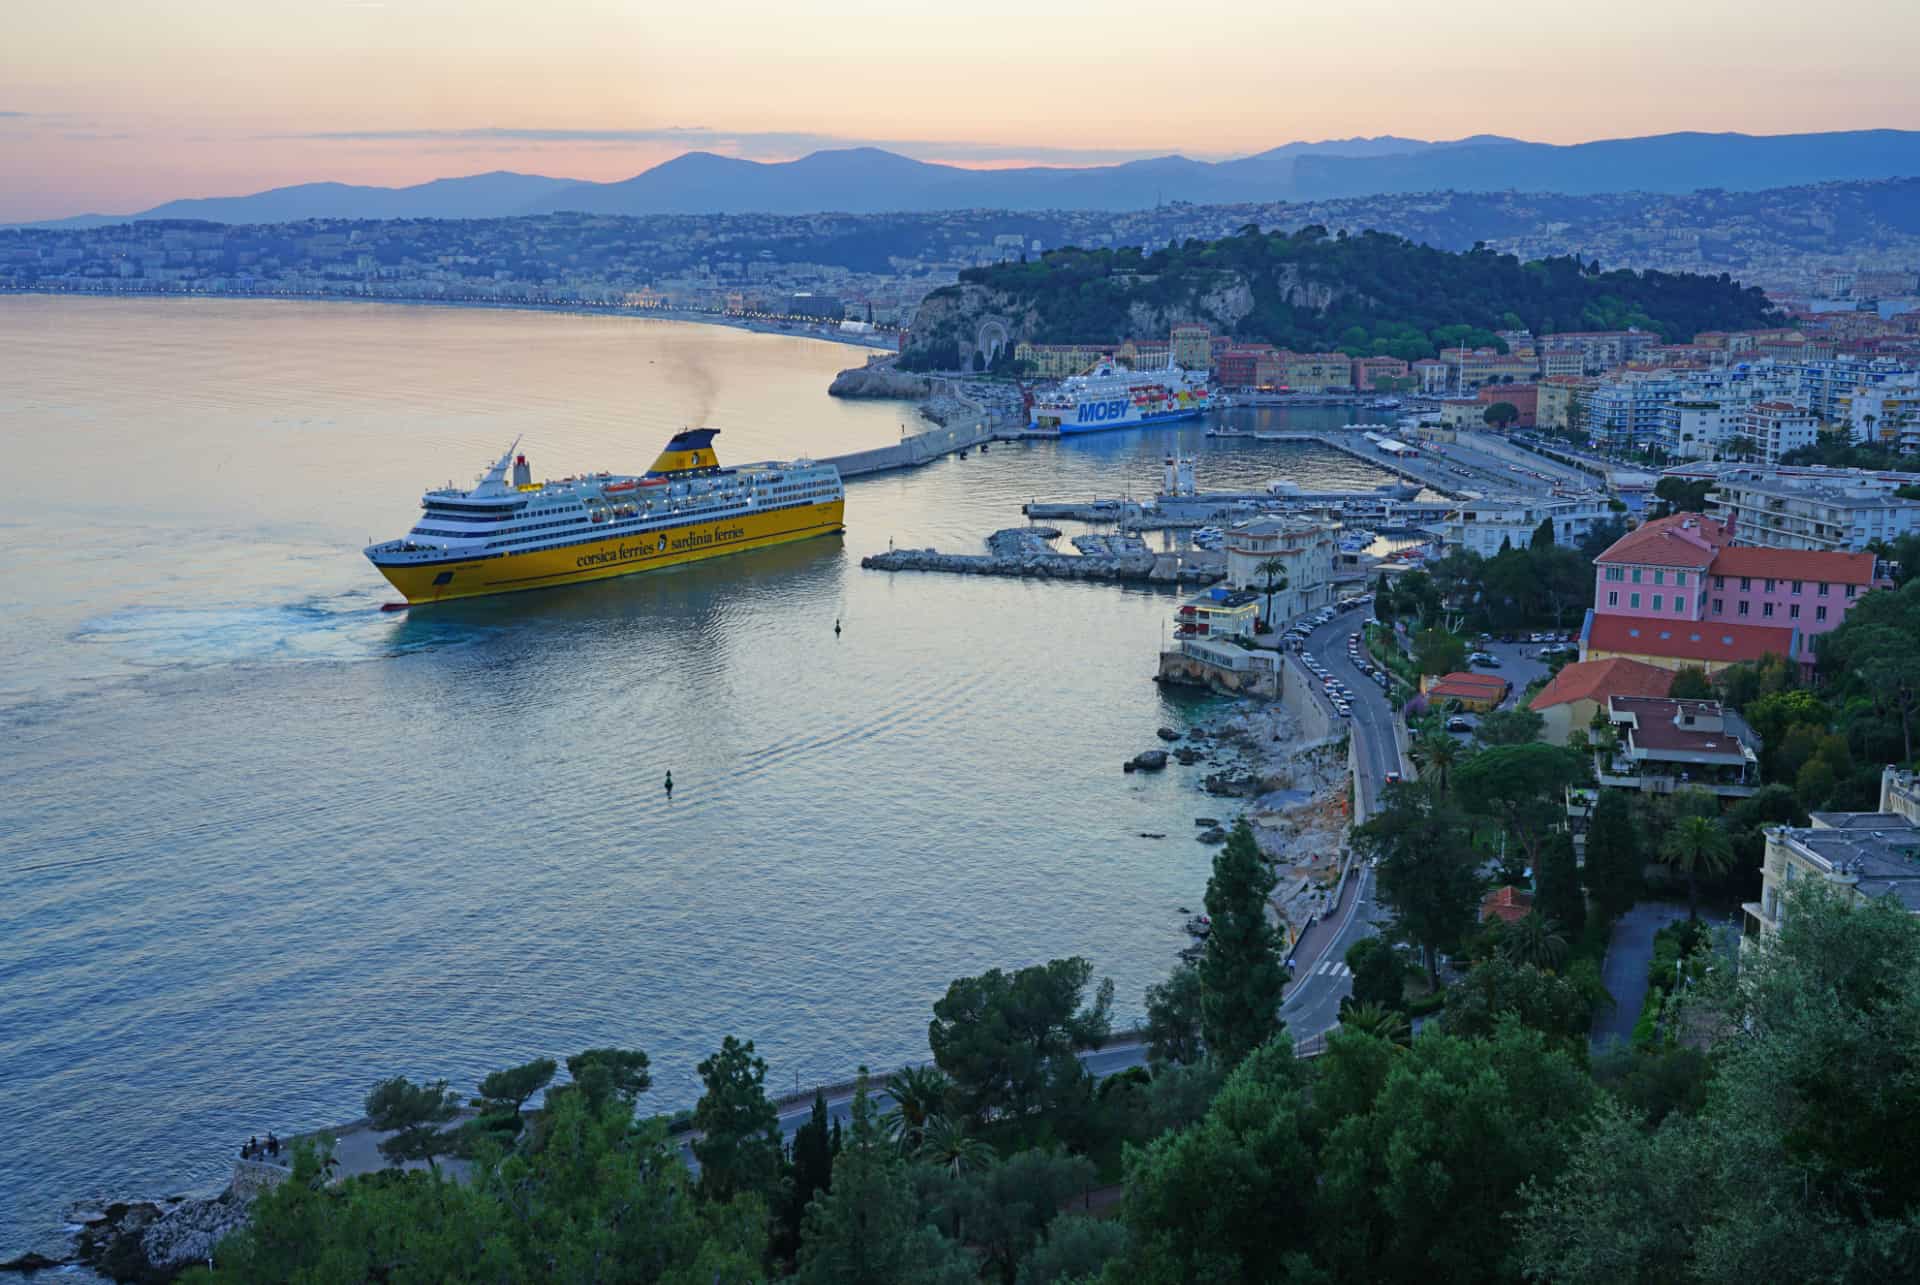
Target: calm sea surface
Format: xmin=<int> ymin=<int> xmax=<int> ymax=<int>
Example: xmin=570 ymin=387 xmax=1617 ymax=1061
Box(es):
xmin=0 ymin=296 xmax=1394 ymax=1253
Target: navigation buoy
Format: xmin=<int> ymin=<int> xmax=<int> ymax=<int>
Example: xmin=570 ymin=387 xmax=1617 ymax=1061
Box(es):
xmin=664 ymin=770 xmax=674 ymax=798
xmin=834 ymin=618 xmax=842 ymax=636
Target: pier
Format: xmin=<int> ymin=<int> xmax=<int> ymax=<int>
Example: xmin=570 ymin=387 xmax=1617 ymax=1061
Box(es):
xmin=861 ymin=527 xmax=1225 ymax=585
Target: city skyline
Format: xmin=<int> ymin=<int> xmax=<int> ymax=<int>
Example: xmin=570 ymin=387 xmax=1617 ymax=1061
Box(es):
xmin=6 ymin=0 xmax=1920 ymax=221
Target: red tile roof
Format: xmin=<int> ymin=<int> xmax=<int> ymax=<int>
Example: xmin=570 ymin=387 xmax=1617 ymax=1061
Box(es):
xmin=1427 ymin=672 xmax=1511 ymax=701
xmin=1585 ymin=614 xmax=1797 ymax=664
xmin=1529 ymin=657 xmax=1675 ymax=711
xmin=1593 ymin=512 xmax=1730 ymax=570
xmin=1708 ymin=546 xmax=1880 ymax=586
xmin=1481 ymin=886 xmax=1535 ymax=924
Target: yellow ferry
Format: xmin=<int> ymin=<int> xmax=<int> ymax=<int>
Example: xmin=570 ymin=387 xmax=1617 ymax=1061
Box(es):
xmin=365 ymin=429 xmax=846 ymax=605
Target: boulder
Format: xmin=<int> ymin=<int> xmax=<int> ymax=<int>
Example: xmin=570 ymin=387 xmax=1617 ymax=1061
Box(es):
xmin=1156 ymin=727 xmax=1180 ymax=742
xmin=1197 ymin=826 xmax=1229 ymax=845
xmin=140 ymin=1192 xmax=253 ymax=1274
xmin=1130 ymin=750 xmax=1169 ymax=772
xmin=0 ymin=1252 xmax=69 ymax=1273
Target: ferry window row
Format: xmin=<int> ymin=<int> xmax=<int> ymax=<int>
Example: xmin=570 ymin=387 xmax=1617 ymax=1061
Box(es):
xmin=415 ymin=516 xmax=586 ymax=540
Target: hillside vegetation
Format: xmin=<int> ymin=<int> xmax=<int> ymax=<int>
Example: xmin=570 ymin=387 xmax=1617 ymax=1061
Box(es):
xmin=902 ymin=224 xmax=1775 ymax=370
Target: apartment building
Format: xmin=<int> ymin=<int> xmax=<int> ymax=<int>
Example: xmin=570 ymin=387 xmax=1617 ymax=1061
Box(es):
xmin=1224 ymin=517 xmax=1337 ymax=625
xmin=1440 ymin=494 xmax=1618 ymax=558
xmin=1686 ymin=463 xmax=1920 ymax=552
xmin=1732 ymin=401 xmax=1820 ymax=464
xmin=1744 ymin=810 xmax=1920 ymax=951
xmin=1591 ymin=513 xmax=1726 ymax=622
xmin=1703 ymin=547 xmax=1887 ymax=636
xmin=1170 ymin=324 xmax=1213 ymax=372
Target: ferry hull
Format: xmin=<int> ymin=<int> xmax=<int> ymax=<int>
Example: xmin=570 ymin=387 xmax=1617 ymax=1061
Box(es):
xmin=1052 ymin=406 xmax=1205 ymax=436
xmin=371 ymin=499 xmax=846 ymax=604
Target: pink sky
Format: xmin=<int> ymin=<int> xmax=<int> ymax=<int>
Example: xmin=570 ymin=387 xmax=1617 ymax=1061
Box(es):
xmin=4 ymin=0 xmax=1919 ymax=221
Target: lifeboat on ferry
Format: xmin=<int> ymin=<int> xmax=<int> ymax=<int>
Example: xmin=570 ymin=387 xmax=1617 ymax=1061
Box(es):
xmin=638 ymin=477 xmax=669 ymax=487
xmin=604 ymin=480 xmax=639 ymax=494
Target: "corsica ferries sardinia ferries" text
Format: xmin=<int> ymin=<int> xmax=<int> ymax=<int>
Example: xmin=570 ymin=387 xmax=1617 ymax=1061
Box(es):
xmin=576 ymin=525 xmax=749 ymax=569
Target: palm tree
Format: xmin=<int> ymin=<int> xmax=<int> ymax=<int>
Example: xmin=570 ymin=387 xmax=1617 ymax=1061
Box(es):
xmin=1338 ymin=1000 xmax=1411 ymax=1047
xmin=1411 ymin=731 xmax=1462 ymax=795
xmin=879 ymin=1064 xmax=949 ymax=1154
xmin=914 ymin=1113 xmax=993 ymax=1176
xmin=1662 ymin=814 xmax=1732 ymax=920
xmin=1256 ymin=558 xmax=1289 ymax=631
xmin=1502 ymin=912 xmax=1569 ymax=970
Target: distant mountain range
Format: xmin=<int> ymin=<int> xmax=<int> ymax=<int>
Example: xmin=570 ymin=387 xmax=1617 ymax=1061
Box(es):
xmin=17 ymin=128 xmax=1920 ymax=228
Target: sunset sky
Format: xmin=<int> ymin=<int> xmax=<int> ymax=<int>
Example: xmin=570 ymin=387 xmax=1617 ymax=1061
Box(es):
xmin=5 ymin=0 xmax=1919 ymax=221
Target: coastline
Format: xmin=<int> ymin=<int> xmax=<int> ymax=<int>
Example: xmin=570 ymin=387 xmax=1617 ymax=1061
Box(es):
xmin=0 ymin=285 xmax=901 ymax=353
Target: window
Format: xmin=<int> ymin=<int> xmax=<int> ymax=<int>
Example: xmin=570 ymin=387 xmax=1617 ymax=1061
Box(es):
xmin=1816 ymin=606 xmax=1828 ymax=622
xmin=1676 ymin=572 xmax=1688 ymax=587
xmin=1764 ymin=578 xmax=1776 ymax=592
xmin=1608 ymin=591 xmax=1619 ymax=607
xmin=1740 ymin=577 xmax=1752 ymax=591
xmin=1818 ymin=582 xmax=1830 ymax=596
xmin=1738 ymin=602 xmax=1750 ymax=616
xmin=1714 ymin=575 xmax=1725 ymax=589
xmin=1652 ymin=595 xmax=1664 ymax=611
xmin=1630 ymin=593 xmax=1641 ymax=609
xmin=1790 ymin=604 xmax=1801 ymax=619
xmin=1713 ymin=597 xmax=1724 ymax=613
xmin=1632 ymin=568 xmax=1644 ymax=584
xmin=1654 ymin=570 xmax=1666 ymax=585
xmin=1605 ymin=567 xmax=1625 ymax=582
xmin=1847 ymin=584 xmax=1858 ymax=599
xmin=1763 ymin=603 xmax=1775 ymax=618
xmin=1791 ymin=580 xmax=1803 ymax=593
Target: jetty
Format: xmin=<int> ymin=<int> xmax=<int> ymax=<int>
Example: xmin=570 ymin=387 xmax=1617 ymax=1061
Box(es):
xmin=861 ymin=526 xmax=1225 ymax=585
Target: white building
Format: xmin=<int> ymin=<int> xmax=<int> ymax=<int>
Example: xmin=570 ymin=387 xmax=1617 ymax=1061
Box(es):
xmin=1224 ymin=517 xmax=1337 ymax=625
xmin=1436 ymin=494 xmax=1619 ymax=557
xmin=1666 ymin=402 xmax=1728 ymax=461
xmin=1733 ymin=401 xmax=1819 ymax=464
xmin=1664 ymin=462 xmax=1920 ymax=552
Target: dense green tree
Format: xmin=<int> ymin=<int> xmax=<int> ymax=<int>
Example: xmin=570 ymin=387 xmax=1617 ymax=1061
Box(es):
xmin=1475 ymin=705 xmax=1546 ymax=746
xmin=1318 ymin=1022 xmax=1593 ymax=1280
xmin=1255 ymin=558 xmax=1289 ymax=630
xmin=473 ymin=1056 xmax=556 ymax=1120
xmin=1413 ymin=627 xmax=1468 ymax=677
xmin=1344 ymin=936 xmax=1408 ymax=1011
xmin=1723 ymin=783 xmax=1807 ymax=873
xmin=797 ymin=1069 xmax=973 ymax=1285
xmin=1197 ymin=821 xmax=1288 ymax=1067
xmin=1015 ymin=1216 xmax=1129 ymax=1285
xmin=1353 ymin=782 xmax=1483 ymax=986
xmin=1667 ymin=664 xmax=1713 ymax=699
xmin=777 ymin=1090 xmax=840 ymax=1268
xmin=1485 ymin=401 xmax=1522 ymax=430
xmin=929 ymin=957 xmax=1114 ymax=1122
xmin=1660 ymin=814 xmax=1732 ymax=920
xmin=692 ymin=1036 xmax=783 ymax=1204
xmin=1519 ymin=884 xmax=1920 ymax=1282
xmin=1535 ymin=830 xmax=1587 ymax=939
xmin=1141 ymin=962 xmax=1205 ymax=1067
xmin=363 ymin=1076 xmax=461 ymax=1172
xmin=565 ymin=1046 xmax=652 ymax=1110
xmin=1336 ymin=1000 xmax=1411 ymax=1046
xmin=1444 ymin=955 xmax=1597 ymax=1049
xmin=1650 ymin=476 xmax=1713 ymax=517
xmin=1582 ymin=789 xmax=1642 ymax=920
xmin=928 ymin=1147 xmax=1098 ymax=1284
xmin=199 ymin=1089 xmax=766 ymax=1283
xmin=1455 ymin=742 xmax=1588 ymax=872
xmin=1112 ymin=1041 xmax=1316 ymax=1284
xmin=1529 ymin=513 xmax=1555 ymax=548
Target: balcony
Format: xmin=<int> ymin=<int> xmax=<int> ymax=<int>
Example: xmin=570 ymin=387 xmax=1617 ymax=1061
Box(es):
xmin=1595 ymin=755 xmax=1759 ymax=798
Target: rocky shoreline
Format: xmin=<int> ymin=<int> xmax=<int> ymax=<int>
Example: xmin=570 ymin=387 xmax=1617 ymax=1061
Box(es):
xmin=0 ymin=1188 xmax=254 ymax=1282
xmin=1136 ymin=697 xmax=1352 ymax=946
xmin=863 ymin=527 xmax=1225 ymax=585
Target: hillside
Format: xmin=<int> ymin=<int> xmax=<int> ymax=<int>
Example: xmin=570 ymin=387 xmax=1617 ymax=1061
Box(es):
xmin=900 ymin=225 xmax=1776 ymax=370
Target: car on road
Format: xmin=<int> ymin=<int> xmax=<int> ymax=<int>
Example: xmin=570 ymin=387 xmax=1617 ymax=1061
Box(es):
xmin=1446 ymin=716 xmax=1473 ymax=733
xmin=1384 ymin=771 xmax=1401 ymax=784
xmin=1470 ymin=652 xmax=1501 ymax=667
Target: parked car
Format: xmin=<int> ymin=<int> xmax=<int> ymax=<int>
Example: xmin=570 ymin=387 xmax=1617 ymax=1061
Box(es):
xmin=1446 ymin=716 xmax=1473 ymax=733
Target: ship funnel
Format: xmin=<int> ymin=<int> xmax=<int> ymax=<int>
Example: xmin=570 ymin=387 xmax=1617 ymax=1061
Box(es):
xmin=512 ymin=453 xmax=532 ymax=488
xmin=647 ymin=428 xmax=722 ymax=476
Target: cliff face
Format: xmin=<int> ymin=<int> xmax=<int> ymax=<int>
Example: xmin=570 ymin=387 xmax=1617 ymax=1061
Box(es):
xmin=903 ymin=266 xmax=1361 ymax=365
xmin=827 ymin=365 xmax=933 ymax=399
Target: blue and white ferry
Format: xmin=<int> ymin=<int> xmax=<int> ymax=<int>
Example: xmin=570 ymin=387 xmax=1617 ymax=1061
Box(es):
xmin=1028 ymin=361 xmax=1211 ymax=434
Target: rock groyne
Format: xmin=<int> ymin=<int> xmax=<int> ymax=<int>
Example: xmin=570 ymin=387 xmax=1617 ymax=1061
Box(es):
xmin=863 ymin=528 xmax=1224 ymax=585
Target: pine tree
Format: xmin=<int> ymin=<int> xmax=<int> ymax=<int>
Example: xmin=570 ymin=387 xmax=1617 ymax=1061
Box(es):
xmin=692 ymin=1036 xmax=782 ymax=1204
xmin=1198 ymin=820 xmax=1288 ymax=1067
xmin=1535 ymin=830 xmax=1586 ymax=941
xmin=1583 ymin=790 xmax=1641 ymax=922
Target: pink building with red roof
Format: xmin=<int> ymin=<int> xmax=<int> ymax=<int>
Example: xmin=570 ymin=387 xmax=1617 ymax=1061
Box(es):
xmin=1591 ymin=513 xmax=1729 ymax=624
